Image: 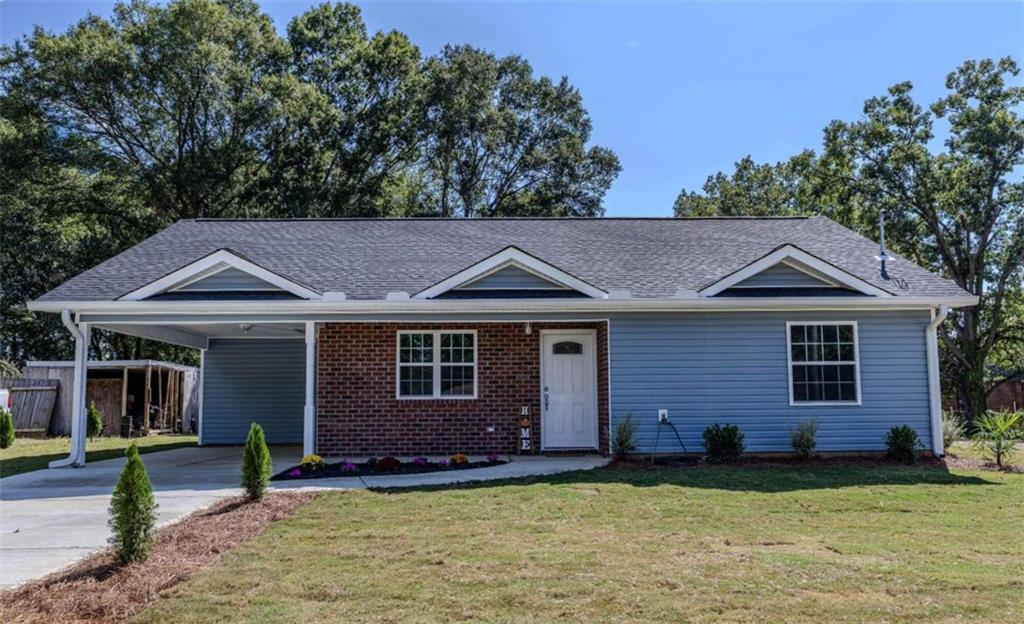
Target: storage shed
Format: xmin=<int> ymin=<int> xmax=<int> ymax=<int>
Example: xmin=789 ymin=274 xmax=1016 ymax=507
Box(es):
xmin=21 ymin=360 xmax=199 ymax=437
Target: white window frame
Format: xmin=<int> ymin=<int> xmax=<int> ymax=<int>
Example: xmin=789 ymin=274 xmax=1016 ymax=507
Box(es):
xmin=785 ymin=321 xmax=862 ymax=406
xmin=396 ymin=330 xmax=478 ymax=400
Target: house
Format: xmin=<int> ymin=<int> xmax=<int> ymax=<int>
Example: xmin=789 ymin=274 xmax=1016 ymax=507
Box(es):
xmin=28 ymin=217 xmax=977 ymax=467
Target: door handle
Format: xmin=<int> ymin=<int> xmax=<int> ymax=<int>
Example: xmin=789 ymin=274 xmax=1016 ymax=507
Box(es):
xmin=544 ymin=393 xmax=549 ymax=411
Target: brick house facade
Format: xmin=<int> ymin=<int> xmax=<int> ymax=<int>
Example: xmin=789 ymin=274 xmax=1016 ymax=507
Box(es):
xmin=316 ymin=322 xmax=609 ymax=456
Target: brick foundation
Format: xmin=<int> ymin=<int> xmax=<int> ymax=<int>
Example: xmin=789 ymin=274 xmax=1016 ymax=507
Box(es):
xmin=316 ymin=322 xmax=608 ymax=456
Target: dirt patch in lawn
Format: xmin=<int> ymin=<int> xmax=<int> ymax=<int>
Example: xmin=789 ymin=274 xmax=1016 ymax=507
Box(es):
xmin=0 ymin=492 xmax=316 ymax=624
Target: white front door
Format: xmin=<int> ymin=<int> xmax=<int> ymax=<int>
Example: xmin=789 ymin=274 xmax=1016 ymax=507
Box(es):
xmin=541 ymin=330 xmax=598 ymax=449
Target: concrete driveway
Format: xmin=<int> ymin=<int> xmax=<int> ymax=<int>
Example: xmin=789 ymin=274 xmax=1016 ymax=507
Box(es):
xmin=1 ymin=446 xmax=607 ymax=588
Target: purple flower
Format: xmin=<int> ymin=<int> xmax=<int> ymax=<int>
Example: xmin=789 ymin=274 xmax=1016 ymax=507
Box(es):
xmin=438 ymin=458 xmax=450 ymax=467
xmin=486 ymin=452 xmax=500 ymax=463
xmin=341 ymin=462 xmax=358 ymax=473
xmin=412 ymin=457 xmax=429 ymax=466
xmin=288 ymin=468 xmax=302 ymax=478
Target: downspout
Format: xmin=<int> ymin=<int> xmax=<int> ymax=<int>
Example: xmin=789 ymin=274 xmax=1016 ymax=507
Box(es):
xmin=926 ymin=305 xmax=951 ymax=457
xmin=49 ymin=311 xmax=88 ymax=468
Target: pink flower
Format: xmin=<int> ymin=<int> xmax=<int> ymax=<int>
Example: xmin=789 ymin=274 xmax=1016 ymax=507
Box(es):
xmin=340 ymin=462 xmax=358 ymax=473
xmin=438 ymin=459 xmax=450 ymax=467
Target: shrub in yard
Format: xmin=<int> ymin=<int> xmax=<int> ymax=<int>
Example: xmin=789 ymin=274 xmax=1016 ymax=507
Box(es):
xmin=299 ymin=454 xmax=324 ymax=471
xmin=340 ymin=462 xmax=358 ymax=473
xmin=612 ymin=414 xmax=638 ymax=459
xmin=376 ymin=456 xmax=402 ymax=471
xmin=885 ymin=425 xmax=921 ymax=463
xmin=790 ymin=418 xmax=819 ymax=460
xmin=973 ymin=409 xmax=1023 ymax=468
xmin=0 ymin=407 xmax=14 ymax=449
xmin=241 ymin=423 xmax=272 ymax=500
xmin=108 ymin=443 xmax=157 ymax=563
xmin=702 ymin=424 xmax=744 ymax=463
xmin=941 ymin=410 xmax=966 ymax=453
xmin=87 ymin=401 xmax=104 ymax=439
xmin=450 ymin=453 xmax=469 ymax=465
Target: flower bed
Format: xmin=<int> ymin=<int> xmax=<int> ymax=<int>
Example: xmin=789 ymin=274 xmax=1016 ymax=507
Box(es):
xmin=271 ymin=454 xmax=507 ymax=481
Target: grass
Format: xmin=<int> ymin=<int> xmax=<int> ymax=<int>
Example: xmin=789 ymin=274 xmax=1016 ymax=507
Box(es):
xmin=947 ymin=440 xmax=1024 ymax=466
xmin=140 ymin=461 xmax=1023 ymax=623
xmin=0 ymin=434 xmax=197 ymax=477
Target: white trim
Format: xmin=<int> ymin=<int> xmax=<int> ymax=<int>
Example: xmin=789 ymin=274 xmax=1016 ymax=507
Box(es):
xmin=395 ymin=329 xmax=479 ymax=400
xmin=29 ymin=295 xmax=979 ymax=316
xmin=785 ymin=321 xmax=862 ymax=407
xmin=539 ymin=329 xmax=599 ymax=450
xmin=168 ymin=265 xmax=280 ymax=292
xmin=51 ymin=314 xmax=90 ymax=468
xmin=118 ymin=250 xmax=322 ymax=301
xmin=699 ymin=246 xmax=893 ymax=297
xmin=926 ymin=305 xmax=950 ymax=456
xmin=726 ymin=259 xmax=844 ymax=289
xmin=303 ymin=322 xmax=317 ymax=456
xmin=414 ymin=247 xmax=607 ymax=300
xmin=197 ymin=349 xmax=205 ymax=446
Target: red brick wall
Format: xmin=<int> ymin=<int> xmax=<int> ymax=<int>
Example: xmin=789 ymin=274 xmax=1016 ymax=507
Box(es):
xmin=316 ymin=322 xmax=608 ymax=456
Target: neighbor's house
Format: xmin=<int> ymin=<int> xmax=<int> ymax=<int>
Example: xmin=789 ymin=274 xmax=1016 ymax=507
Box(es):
xmin=29 ymin=217 xmax=976 ymax=467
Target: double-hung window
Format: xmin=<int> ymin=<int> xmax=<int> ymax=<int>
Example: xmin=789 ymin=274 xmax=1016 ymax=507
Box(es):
xmin=397 ymin=331 xmax=477 ymax=399
xmin=787 ymin=322 xmax=860 ymax=404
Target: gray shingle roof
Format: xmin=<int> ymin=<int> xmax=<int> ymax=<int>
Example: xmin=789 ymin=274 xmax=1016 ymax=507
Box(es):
xmin=38 ymin=217 xmax=970 ymax=301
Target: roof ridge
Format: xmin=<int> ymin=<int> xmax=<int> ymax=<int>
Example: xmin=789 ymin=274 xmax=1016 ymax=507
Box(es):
xmin=186 ymin=216 xmax=813 ymax=222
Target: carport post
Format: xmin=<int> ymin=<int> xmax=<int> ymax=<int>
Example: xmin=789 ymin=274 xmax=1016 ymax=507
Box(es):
xmin=303 ymin=321 xmax=316 ymax=456
xmin=50 ymin=312 xmax=90 ymax=468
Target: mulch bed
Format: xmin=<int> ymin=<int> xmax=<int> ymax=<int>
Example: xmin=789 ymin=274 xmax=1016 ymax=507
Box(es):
xmin=0 ymin=492 xmax=316 ymax=624
xmin=613 ymin=454 xmax=1024 ymax=473
xmin=271 ymin=457 xmax=508 ymax=480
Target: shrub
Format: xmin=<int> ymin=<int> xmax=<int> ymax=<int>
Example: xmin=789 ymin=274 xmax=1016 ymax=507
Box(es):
xmin=299 ymin=454 xmax=324 ymax=470
xmin=0 ymin=407 xmax=14 ymax=449
xmin=703 ymin=424 xmax=744 ymax=463
xmin=941 ymin=410 xmax=966 ymax=453
xmin=412 ymin=456 xmax=429 ymax=466
xmin=973 ymin=409 xmax=1023 ymax=468
xmin=790 ymin=418 xmax=819 ymax=460
xmin=87 ymin=401 xmax=104 ymax=439
xmin=450 ymin=453 xmax=469 ymax=465
xmin=612 ymin=414 xmax=638 ymax=459
xmin=241 ymin=423 xmax=272 ymax=500
xmin=885 ymin=425 xmax=921 ymax=463
xmin=108 ymin=443 xmax=157 ymax=563
xmin=340 ymin=462 xmax=358 ymax=473
xmin=376 ymin=456 xmax=403 ymax=471
xmin=486 ymin=452 xmax=500 ymax=463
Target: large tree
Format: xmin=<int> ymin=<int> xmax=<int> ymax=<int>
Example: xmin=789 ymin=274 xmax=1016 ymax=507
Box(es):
xmin=675 ymin=58 xmax=1024 ymax=421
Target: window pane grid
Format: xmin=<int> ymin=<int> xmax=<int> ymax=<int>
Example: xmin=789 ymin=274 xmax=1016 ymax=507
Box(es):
xmin=789 ymin=323 xmax=858 ymax=404
xmin=398 ymin=331 xmax=476 ymax=398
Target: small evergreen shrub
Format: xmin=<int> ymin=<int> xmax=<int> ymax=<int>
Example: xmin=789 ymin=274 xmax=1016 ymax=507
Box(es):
xmin=241 ymin=423 xmax=272 ymax=500
xmin=885 ymin=425 xmax=921 ymax=463
xmin=703 ymin=424 xmax=744 ymax=463
xmin=376 ymin=456 xmax=402 ymax=471
xmin=941 ymin=410 xmax=966 ymax=453
xmin=87 ymin=401 xmax=104 ymax=439
xmin=0 ymin=407 xmax=14 ymax=449
xmin=790 ymin=418 xmax=819 ymax=460
xmin=612 ymin=414 xmax=638 ymax=459
xmin=108 ymin=443 xmax=157 ymax=563
xmin=973 ymin=409 xmax=1023 ymax=468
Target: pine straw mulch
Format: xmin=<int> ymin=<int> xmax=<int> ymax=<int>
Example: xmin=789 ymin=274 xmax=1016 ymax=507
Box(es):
xmin=613 ymin=454 xmax=1024 ymax=473
xmin=0 ymin=492 xmax=317 ymax=624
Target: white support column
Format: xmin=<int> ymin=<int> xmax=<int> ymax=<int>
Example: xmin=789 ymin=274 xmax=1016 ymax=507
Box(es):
xmin=50 ymin=313 xmax=90 ymax=468
xmin=303 ymin=321 xmax=317 ymax=456
xmin=196 ymin=349 xmax=206 ymax=446
xmin=926 ymin=305 xmax=951 ymax=456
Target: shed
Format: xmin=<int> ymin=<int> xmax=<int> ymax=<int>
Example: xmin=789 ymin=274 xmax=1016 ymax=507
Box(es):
xmin=21 ymin=360 xmax=199 ymax=437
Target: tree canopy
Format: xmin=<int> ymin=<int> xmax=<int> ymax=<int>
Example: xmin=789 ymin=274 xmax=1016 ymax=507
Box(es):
xmin=0 ymin=0 xmax=619 ymax=364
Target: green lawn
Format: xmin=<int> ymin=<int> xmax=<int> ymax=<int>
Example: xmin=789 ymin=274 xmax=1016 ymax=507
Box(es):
xmin=0 ymin=434 xmax=197 ymax=477
xmin=140 ymin=462 xmax=1023 ymax=623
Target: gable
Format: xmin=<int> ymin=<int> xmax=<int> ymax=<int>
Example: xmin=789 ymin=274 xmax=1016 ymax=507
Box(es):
xmin=728 ymin=262 xmax=839 ymax=290
xmin=173 ymin=266 xmax=284 ymax=292
xmin=455 ymin=266 xmax=570 ymax=291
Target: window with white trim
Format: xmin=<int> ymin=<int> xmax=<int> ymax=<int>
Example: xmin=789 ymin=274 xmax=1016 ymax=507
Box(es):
xmin=397 ymin=331 xmax=476 ymax=398
xmin=787 ymin=322 xmax=859 ymax=404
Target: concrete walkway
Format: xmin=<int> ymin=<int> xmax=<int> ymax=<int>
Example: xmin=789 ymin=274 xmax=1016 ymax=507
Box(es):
xmin=0 ymin=446 xmax=607 ymax=588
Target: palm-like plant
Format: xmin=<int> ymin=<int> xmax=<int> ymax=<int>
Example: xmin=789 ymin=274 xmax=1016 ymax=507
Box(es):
xmin=973 ymin=410 xmax=1024 ymax=468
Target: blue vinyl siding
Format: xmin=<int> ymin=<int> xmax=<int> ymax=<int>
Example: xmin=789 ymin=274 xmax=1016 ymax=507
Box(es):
xmin=178 ymin=267 xmax=281 ymax=291
xmin=731 ymin=263 xmax=833 ymax=288
xmin=609 ymin=310 xmax=932 ymax=453
xmin=458 ymin=266 xmax=567 ymax=290
xmin=201 ymin=339 xmax=304 ymax=444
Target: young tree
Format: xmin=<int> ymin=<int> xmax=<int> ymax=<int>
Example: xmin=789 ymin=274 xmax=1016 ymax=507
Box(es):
xmin=675 ymin=58 xmax=1024 ymax=422
xmin=0 ymin=407 xmax=15 ymax=449
xmin=241 ymin=422 xmax=272 ymax=500
xmin=108 ymin=443 xmax=157 ymax=563
xmin=87 ymin=400 xmax=104 ymax=439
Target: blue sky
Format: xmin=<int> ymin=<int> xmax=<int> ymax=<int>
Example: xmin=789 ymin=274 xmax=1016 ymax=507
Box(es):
xmin=2 ymin=1 xmax=1021 ymax=216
